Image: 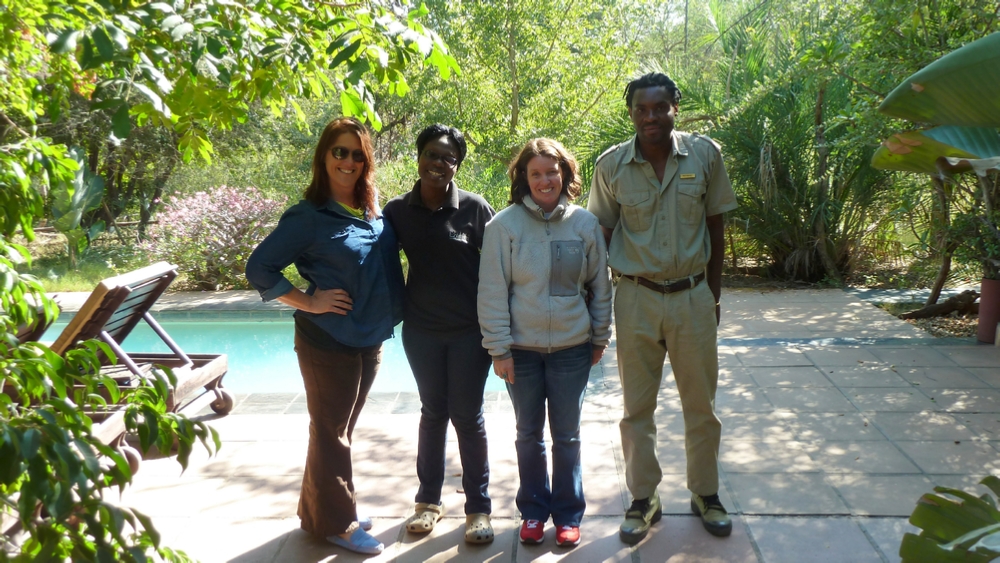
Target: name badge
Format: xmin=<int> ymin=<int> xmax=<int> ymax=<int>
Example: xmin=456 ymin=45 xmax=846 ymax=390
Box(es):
xmin=680 ymin=173 xmax=696 ymax=179
xmin=449 ymin=231 xmax=469 ymax=244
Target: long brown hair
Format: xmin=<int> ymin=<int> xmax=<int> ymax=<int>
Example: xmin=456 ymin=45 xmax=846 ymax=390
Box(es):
xmin=304 ymin=117 xmax=377 ymax=218
xmin=508 ymin=138 xmax=581 ymax=206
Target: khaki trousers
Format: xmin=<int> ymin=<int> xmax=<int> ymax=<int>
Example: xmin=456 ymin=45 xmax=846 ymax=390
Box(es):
xmin=615 ymin=277 xmax=721 ymax=499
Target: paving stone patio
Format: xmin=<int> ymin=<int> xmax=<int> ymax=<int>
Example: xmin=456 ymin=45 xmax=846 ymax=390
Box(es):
xmin=53 ymin=287 xmax=1000 ymax=562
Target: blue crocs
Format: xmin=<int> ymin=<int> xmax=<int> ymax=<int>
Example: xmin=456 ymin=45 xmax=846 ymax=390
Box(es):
xmin=327 ymin=528 xmax=384 ymax=555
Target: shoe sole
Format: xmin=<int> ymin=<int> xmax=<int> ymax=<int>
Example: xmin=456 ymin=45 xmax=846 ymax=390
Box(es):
xmin=556 ymin=538 xmax=581 ymax=547
xmin=520 ymin=536 xmax=544 ymax=545
xmin=619 ymin=509 xmax=662 ymax=544
xmin=689 ymin=500 xmax=733 ymax=537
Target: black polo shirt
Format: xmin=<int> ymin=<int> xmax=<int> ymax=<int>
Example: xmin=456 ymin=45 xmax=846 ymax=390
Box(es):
xmin=383 ymin=181 xmax=495 ymax=334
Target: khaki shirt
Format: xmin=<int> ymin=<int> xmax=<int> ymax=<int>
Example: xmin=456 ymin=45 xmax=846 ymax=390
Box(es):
xmin=588 ymin=131 xmax=737 ymax=281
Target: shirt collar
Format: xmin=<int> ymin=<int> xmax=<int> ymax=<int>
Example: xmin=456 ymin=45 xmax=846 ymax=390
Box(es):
xmin=409 ymin=180 xmax=460 ymax=210
xmin=625 ymin=130 xmax=687 ymax=163
xmin=521 ymin=193 xmax=569 ymax=221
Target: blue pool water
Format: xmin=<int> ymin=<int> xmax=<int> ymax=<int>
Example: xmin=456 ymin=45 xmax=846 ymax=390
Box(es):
xmin=42 ymin=320 xmax=506 ymax=394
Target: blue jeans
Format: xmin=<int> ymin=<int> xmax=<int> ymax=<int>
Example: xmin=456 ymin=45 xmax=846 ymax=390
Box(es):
xmin=403 ymin=324 xmax=492 ymax=515
xmin=508 ymin=342 xmax=591 ymax=526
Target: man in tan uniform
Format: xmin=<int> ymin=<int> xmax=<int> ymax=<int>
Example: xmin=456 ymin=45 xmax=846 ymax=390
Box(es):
xmin=588 ymin=73 xmax=738 ymax=544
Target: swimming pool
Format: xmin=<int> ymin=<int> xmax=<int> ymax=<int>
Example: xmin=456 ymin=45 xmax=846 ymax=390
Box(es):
xmin=42 ymin=320 xmax=507 ymax=394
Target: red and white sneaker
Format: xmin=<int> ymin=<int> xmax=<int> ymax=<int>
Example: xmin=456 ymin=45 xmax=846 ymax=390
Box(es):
xmin=556 ymin=525 xmax=581 ymax=547
xmin=519 ymin=519 xmax=544 ymax=544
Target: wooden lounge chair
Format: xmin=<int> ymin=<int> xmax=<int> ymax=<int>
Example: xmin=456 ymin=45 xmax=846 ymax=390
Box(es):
xmin=50 ymin=261 xmax=234 ymax=418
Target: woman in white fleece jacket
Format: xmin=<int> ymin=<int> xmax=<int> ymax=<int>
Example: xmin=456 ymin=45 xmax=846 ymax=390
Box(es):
xmin=478 ymin=138 xmax=612 ymax=547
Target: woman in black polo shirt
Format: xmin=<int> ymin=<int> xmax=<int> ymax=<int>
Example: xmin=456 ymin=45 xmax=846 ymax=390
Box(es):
xmin=382 ymin=124 xmax=496 ymax=544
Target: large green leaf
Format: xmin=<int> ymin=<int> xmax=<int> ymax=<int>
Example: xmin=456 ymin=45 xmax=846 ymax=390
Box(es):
xmin=871 ymin=126 xmax=1000 ymax=174
xmin=51 ymin=148 xmax=106 ymax=233
xmin=879 ymin=32 xmax=1000 ymax=126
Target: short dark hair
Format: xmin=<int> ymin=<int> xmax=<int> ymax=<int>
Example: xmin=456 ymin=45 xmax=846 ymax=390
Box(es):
xmin=624 ymin=73 xmax=682 ymax=108
xmin=508 ymin=138 xmax=581 ymax=206
xmin=415 ymin=124 xmax=468 ymax=168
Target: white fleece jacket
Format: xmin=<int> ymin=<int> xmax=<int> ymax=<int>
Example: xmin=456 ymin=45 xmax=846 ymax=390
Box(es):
xmin=478 ymin=195 xmax=612 ymax=359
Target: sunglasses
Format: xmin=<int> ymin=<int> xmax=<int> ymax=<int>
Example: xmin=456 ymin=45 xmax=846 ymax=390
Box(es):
xmin=422 ymin=149 xmax=459 ymax=168
xmin=331 ymin=146 xmax=366 ymax=163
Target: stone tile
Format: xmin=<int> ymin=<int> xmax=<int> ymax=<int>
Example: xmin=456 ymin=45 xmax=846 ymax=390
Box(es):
xmin=718 ymin=346 xmax=743 ymax=367
xmin=747 ymin=366 xmax=833 ymax=387
xmin=513 ymin=516 xmax=633 ymax=562
xmin=929 ymin=388 xmax=1000 ymax=412
xmin=933 ymin=345 xmax=1000 ymax=368
xmin=894 ymin=441 xmax=1000 ymax=474
xmin=860 ymin=517 xmax=920 ymax=563
xmin=867 ymin=347 xmax=958 ymax=368
xmin=895 ymin=366 xmax=990 ymax=388
xmin=201 ymin=474 xmax=303 ymax=518
xmin=581 ymin=471 xmax=629 ymax=517
xmin=762 ymin=388 xmax=856 ymax=412
xmin=354 ymin=413 xmax=422 ymax=442
xmin=783 ymin=412 xmax=886 ymax=441
xmin=841 ymin=388 xmax=939 ymax=412
xmin=716 ymin=386 xmax=775 ymax=413
xmin=728 ymin=473 xmax=848 ymax=515
xmin=720 ymin=441 xmax=818 ymax=473
xmin=354 ymin=476 xmax=420 ymax=517
xmin=955 ymin=413 xmax=1000 ymax=439
xmin=163 ymin=516 xmax=297 ymax=563
xmin=718 ymin=366 xmax=759 ymax=387
xmin=217 ymin=440 xmax=307 ymax=476
xmin=809 ymin=441 xmax=920 ymax=474
xmin=655 ymin=413 xmax=688 ymax=441
xmin=821 ymin=365 xmax=911 ymax=388
xmin=867 ymin=412 xmax=978 ymax=441
xmin=581 ymin=438 xmax=621 ymax=475
xmin=633 ymin=515 xmax=757 ymax=562
xmin=719 ymin=412 xmax=797 ymax=441
xmin=736 ymin=347 xmax=812 ymax=367
xmin=189 ymin=413 xmax=309 ymax=443
xmin=656 ymin=473 xmax=735 ymax=515
xmin=969 ymin=367 xmax=1000 ymax=388
xmin=801 ymin=347 xmax=883 ymax=366
xmin=828 ymin=474 xmax=935 ymax=516
xmin=745 ymin=516 xmax=883 ymax=563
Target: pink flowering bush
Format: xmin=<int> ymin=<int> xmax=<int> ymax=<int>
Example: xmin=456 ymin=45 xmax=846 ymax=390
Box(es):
xmin=145 ymin=186 xmax=286 ymax=290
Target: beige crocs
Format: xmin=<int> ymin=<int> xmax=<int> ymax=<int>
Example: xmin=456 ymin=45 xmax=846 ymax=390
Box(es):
xmin=405 ymin=502 xmax=444 ymax=533
xmin=465 ymin=513 xmax=494 ymax=544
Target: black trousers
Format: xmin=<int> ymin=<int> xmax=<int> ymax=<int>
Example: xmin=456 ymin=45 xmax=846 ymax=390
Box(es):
xmin=403 ymin=324 xmax=492 ymax=515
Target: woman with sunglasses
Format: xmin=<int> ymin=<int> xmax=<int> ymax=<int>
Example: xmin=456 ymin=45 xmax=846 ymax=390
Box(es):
xmin=382 ymin=124 xmax=497 ymax=543
xmin=246 ymin=117 xmax=404 ymax=556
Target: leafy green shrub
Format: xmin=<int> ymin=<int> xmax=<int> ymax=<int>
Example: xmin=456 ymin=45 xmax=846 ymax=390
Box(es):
xmin=1 ymin=240 xmax=219 ymax=561
xmin=144 ymin=186 xmax=286 ymax=291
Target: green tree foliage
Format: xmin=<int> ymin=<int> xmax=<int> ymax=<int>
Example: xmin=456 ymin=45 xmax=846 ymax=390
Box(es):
xmin=1 ymin=0 xmax=458 ymax=559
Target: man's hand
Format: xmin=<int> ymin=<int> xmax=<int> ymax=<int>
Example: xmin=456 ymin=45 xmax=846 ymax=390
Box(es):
xmin=493 ymin=357 xmax=515 ymax=384
xmin=591 ymin=346 xmax=605 ymax=366
xmin=309 ymin=288 xmax=353 ymax=315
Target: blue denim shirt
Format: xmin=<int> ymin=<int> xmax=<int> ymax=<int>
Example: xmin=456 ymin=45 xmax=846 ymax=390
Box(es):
xmin=246 ymin=199 xmax=404 ymax=348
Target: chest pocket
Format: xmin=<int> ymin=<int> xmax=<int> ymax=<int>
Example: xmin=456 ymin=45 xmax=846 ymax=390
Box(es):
xmin=618 ymin=188 xmax=653 ymax=232
xmin=550 ymin=240 xmax=585 ymax=296
xmin=677 ymin=182 xmax=706 ymax=225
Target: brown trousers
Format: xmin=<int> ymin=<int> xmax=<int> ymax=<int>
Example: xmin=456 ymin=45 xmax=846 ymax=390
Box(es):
xmin=294 ymin=332 xmax=381 ymax=537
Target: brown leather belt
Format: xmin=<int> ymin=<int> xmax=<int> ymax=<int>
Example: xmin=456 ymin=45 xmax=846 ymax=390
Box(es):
xmin=622 ymin=272 xmax=705 ymax=294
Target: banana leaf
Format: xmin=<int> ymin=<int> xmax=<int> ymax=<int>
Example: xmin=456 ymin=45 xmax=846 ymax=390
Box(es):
xmin=871 ymin=126 xmax=1000 ymax=174
xmin=900 ymin=479 xmax=1000 ymax=563
xmin=879 ymin=32 xmax=1000 ymax=127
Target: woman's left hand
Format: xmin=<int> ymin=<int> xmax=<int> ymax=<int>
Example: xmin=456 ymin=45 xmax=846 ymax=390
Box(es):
xmin=591 ymin=346 xmax=605 ymax=366
xmin=493 ymin=357 xmax=515 ymax=385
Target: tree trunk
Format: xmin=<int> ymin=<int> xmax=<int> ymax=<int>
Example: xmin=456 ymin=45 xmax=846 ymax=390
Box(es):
xmin=812 ymin=82 xmax=840 ymax=283
xmin=927 ymin=175 xmax=952 ymax=305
